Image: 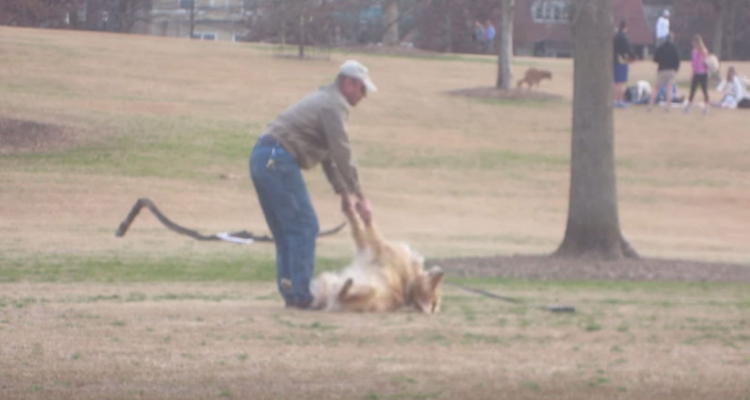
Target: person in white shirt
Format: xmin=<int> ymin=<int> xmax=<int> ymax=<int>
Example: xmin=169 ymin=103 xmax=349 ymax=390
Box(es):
xmin=655 ymin=10 xmax=670 ymax=46
xmin=716 ymin=66 xmax=750 ymax=109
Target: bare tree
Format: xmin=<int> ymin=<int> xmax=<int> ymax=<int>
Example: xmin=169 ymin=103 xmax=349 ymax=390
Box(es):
xmin=554 ymin=0 xmax=637 ymax=259
xmin=0 ymin=0 xmax=69 ymax=27
xmin=721 ymin=0 xmax=750 ymax=60
xmin=188 ymin=0 xmax=195 ymax=38
xmin=697 ymin=0 xmax=750 ymax=59
xmin=382 ymin=0 xmax=399 ymax=45
xmin=496 ymin=0 xmax=514 ymax=89
xmin=708 ymin=0 xmax=727 ymax=59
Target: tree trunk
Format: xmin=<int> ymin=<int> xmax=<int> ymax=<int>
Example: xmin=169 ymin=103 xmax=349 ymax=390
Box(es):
xmin=280 ymin=0 xmax=286 ymax=45
xmin=382 ymin=0 xmax=399 ymax=46
xmin=724 ymin=0 xmax=736 ymax=60
xmin=712 ymin=0 xmax=726 ymax=59
xmin=298 ymin=14 xmax=305 ymax=57
xmin=444 ymin=12 xmax=452 ymax=53
xmin=189 ymin=0 xmax=194 ymax=38
xmin=497 ymin=0 xmax=515 ymax=89
xmin=554 ymin=0 xmax=638 ymax=260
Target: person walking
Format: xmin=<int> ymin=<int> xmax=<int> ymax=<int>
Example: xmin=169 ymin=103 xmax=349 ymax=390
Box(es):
xmin=249 ymin=60 xmax=376 ymax=309
xmin=648 ymin=33 xmax=681 ymax=112
xmin=684 ymin=34 xmax=711 ymax=114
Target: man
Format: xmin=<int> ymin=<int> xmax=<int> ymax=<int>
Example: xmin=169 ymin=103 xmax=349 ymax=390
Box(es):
xmin=473 ymin=20 xmax=486 ymax=53
xmin=485 ymin=20 xmax=496 ymax=53
xmin=613 ymin=20 xmax=636 ymax=108
xmin=648 ymin=33 xmax=680 ymax=112
xmin=655 ymin=9 xmax=670 ymax=46
xmin=249 ymin=60 xmax=376 ymax=309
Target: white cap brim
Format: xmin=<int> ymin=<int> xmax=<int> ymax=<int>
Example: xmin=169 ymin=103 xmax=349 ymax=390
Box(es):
xmin=362 ymin=77 xmax=377 ymax=93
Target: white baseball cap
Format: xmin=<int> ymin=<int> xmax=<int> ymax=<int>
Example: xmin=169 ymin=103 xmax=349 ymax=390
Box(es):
xmin=339 ymin=60 xmax=377 ymax=93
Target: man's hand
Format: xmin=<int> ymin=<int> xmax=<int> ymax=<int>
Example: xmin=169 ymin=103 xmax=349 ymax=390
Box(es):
xmin=355 ymin=197 xmax=372 ymax=225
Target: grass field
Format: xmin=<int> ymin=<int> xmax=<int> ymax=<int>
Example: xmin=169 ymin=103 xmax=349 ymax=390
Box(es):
xmin=1 ymin=27 xmax=749 ymax=399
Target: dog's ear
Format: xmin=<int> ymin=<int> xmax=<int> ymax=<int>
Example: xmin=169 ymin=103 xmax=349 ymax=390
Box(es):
xmin=428 ymin=266 xmax=444 ymax=290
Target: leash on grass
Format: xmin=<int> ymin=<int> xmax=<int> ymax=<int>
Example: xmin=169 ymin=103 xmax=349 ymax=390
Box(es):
xmin=115 ymin=197 xmax=346 ymax=243
xmin=113 ymin=200 xmax=573 ymax=313
xmin=444 ymin=282 xmax=576 ymax=313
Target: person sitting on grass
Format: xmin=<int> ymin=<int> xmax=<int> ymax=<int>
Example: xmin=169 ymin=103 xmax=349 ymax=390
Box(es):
xmin=716 ymin=66 xmax=750 ymax=109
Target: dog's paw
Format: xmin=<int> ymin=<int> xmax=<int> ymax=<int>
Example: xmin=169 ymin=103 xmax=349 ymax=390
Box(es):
xmin=338 ymin=278 xmax=354 ymax=300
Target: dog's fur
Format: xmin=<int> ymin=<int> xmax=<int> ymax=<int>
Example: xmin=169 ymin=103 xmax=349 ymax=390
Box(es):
xmin=517 ymin=68 xmax=553 ymax=89
xmin=282 ymin=208 xmax=443 ymax=313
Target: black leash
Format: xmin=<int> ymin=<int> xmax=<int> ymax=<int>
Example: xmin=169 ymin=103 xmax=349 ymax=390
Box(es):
xmin=445 ymin=282 xmax=576 ymax=313
xmin=115 ymin=197 xmax=346 ymax=242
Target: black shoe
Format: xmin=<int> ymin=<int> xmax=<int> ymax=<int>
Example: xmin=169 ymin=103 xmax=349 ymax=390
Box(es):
xmin=286 ymin=299 xmax=313 ymax=310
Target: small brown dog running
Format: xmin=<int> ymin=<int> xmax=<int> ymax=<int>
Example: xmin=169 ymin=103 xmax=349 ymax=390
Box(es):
xmin=516 ymin=68 xmax=553 ymax=89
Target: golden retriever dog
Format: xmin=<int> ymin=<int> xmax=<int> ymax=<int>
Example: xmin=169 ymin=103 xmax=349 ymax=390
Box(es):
xmin=517 ymin=68 xmax=553 ymax=89
xmin=282 ymin=206 xmax=443 ymax=313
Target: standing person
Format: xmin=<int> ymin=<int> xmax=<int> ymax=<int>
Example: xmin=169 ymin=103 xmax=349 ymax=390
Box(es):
xmin=473 ymin=20 xmax=486 ymax=53
xmin=655 ymin=9 xmax=670 ymax=46
xmin=684 ymin=34 xmax=711 ymax=114
xmin=648 ymin=33 xmax=681 ymax=112
xmin=485 ymin=20 xmax=496 ymax=53
xmin=613 ymin=20 xmax=636 ymax=108
xmin=249 ymin=60 xmax=376 ymax=309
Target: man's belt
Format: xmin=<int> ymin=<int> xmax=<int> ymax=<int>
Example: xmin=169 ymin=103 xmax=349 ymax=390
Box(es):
xmin=256 ymin=135 xmax=280 ymax=147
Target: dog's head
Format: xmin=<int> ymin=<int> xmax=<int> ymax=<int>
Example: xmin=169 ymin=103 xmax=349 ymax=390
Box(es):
xmin=542 ymin=70 xmax=552 ymax=80
xmin=407 ymin=266 xmax=444 ymax=314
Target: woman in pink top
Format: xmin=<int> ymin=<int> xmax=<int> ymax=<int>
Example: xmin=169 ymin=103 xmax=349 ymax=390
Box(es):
xmin=685 ymin=34 xmax=710 ymax=114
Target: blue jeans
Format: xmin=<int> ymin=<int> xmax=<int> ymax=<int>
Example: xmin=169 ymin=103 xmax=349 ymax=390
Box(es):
xmin=250 ymin=139 xmax=319 ymax=306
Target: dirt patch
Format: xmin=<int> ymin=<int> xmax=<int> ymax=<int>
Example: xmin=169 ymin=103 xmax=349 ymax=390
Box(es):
xmin=445 ymin=86 xmax=565 ymax=102
xmin=435 ymin=254 xmax=750 ymax=283
xmin=0 ymin=116 xmax=77 ymax=154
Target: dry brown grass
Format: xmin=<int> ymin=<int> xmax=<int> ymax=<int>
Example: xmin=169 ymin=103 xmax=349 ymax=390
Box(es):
xmin=1 ymin=282 xmax=749 ymax=400
xmin=1 ymin=27 xmax=749 ymax=261
xmin=1 ymin=27 xmax=750 ymax=400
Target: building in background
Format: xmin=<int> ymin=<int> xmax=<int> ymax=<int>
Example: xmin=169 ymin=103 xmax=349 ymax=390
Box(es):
xmin=514 ymin=0 xmax=652 ymax=58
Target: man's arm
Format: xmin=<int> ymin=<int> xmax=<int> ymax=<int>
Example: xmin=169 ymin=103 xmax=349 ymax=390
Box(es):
xmin=320 ymin=106 xmax=372 ymax=223
xmin=320 ymin=106 xmax=361 ymax=195
xmin=321 ymin=158 xmax=346 ymax=194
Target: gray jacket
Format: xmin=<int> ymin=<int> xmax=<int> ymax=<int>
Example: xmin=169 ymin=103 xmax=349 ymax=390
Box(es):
xmin=264 ymin=83 xmax=359 ymax=194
